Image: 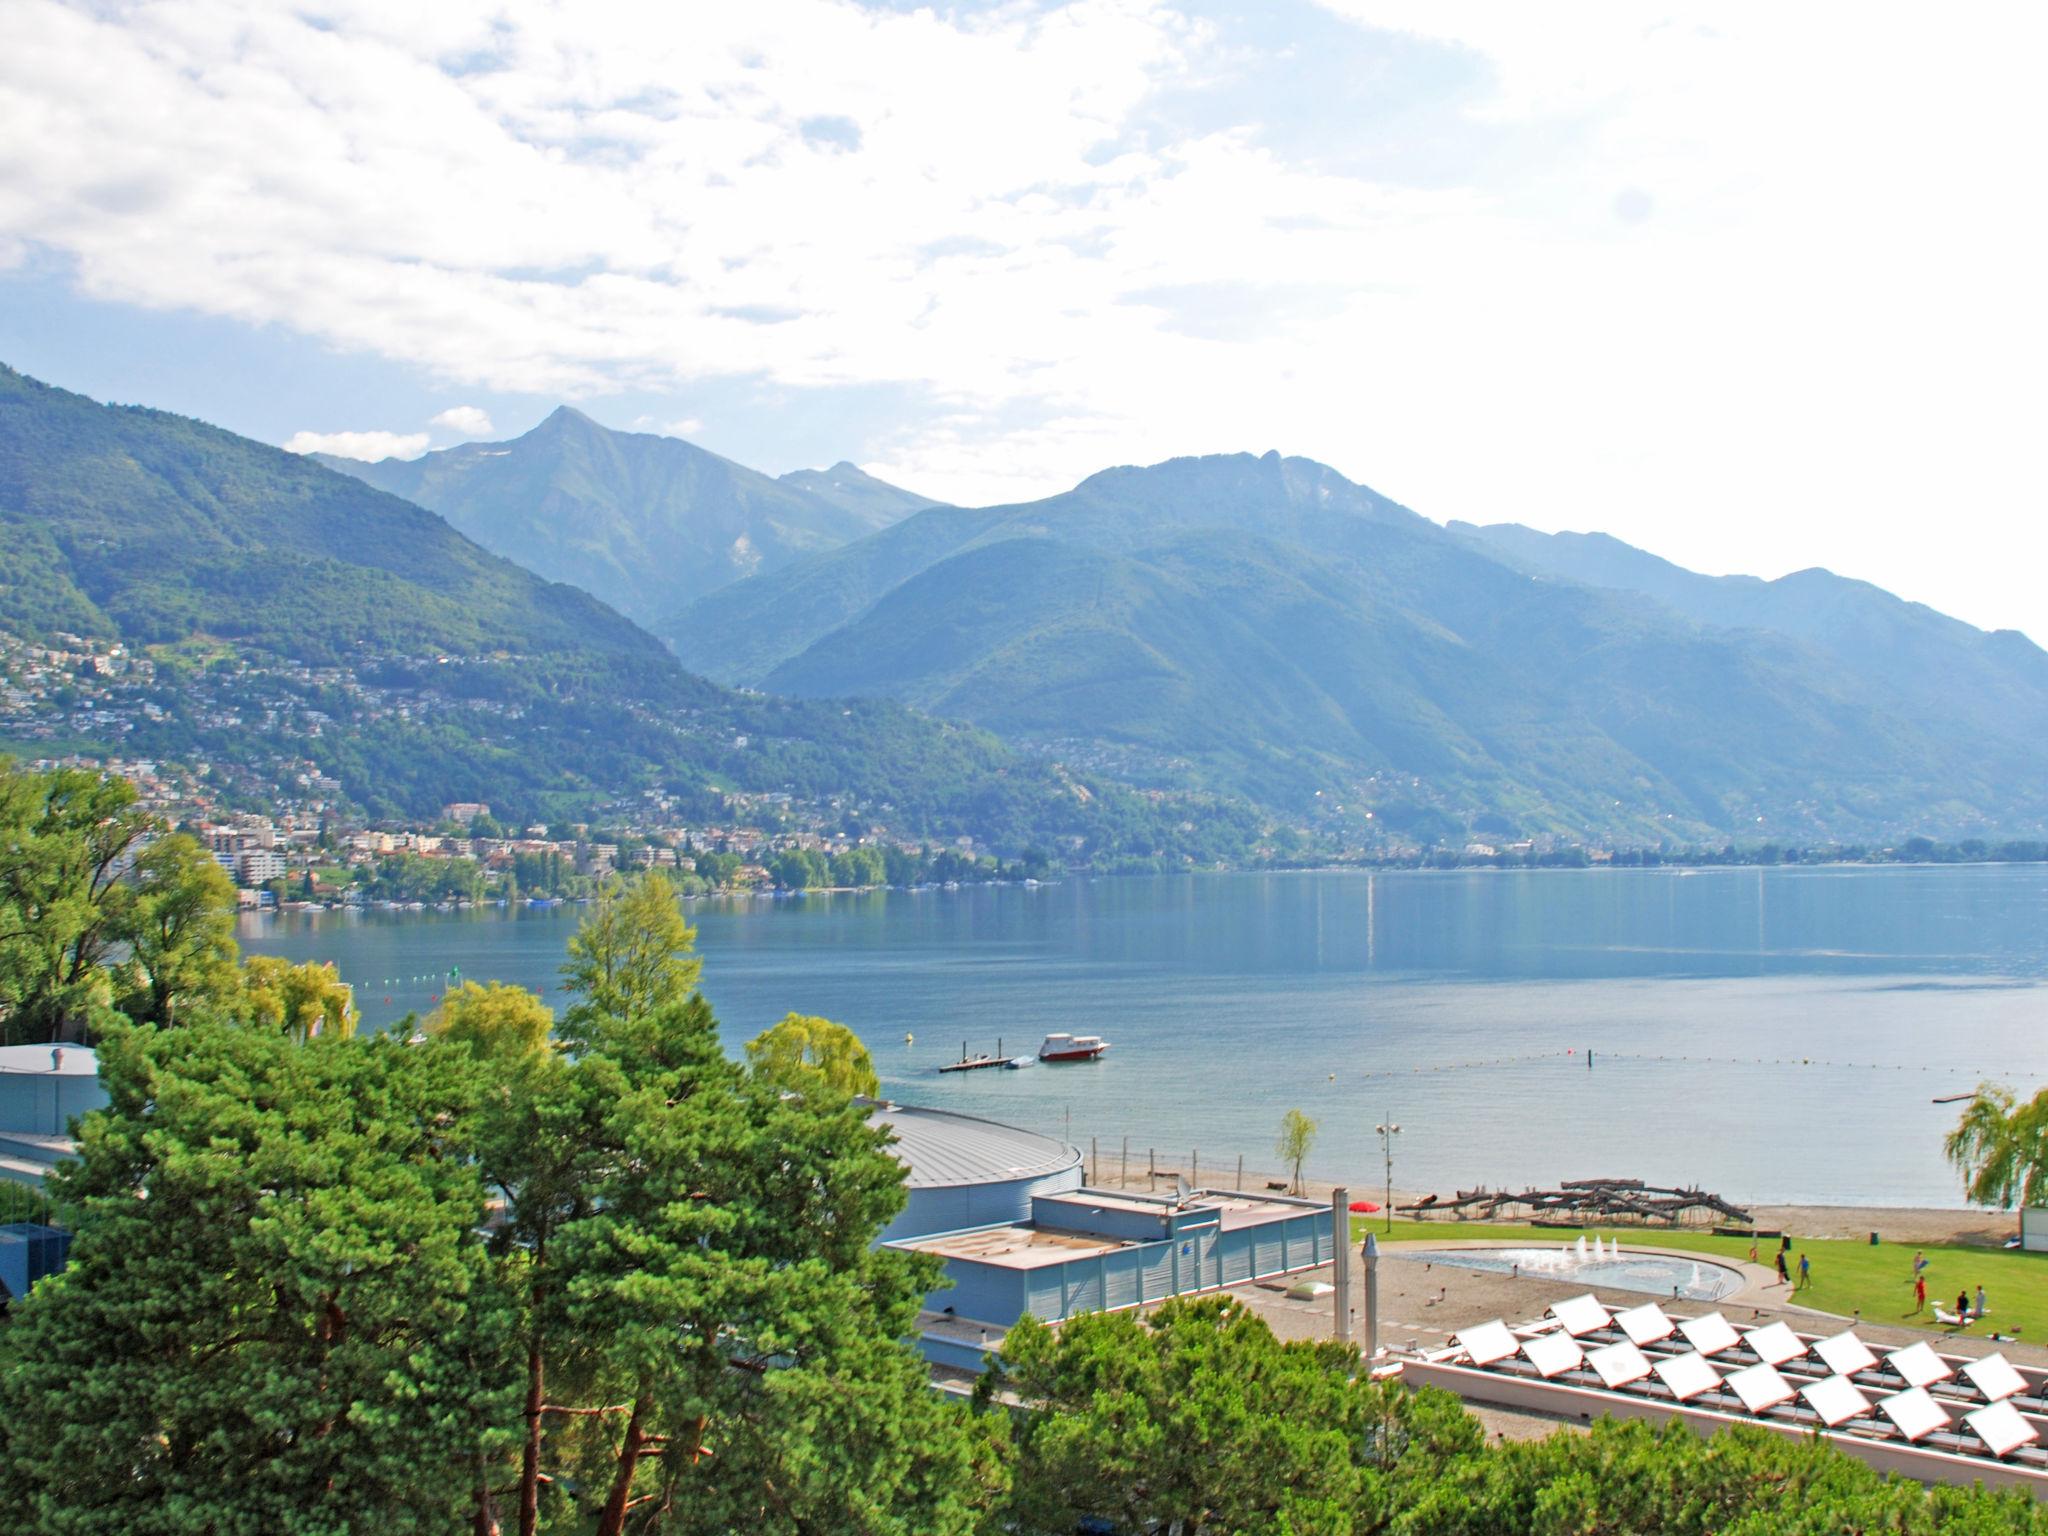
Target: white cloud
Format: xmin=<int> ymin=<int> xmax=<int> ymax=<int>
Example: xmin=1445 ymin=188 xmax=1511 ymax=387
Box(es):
xmin=4 ymin=1 xmax=2046 ymax=634
xmin=283 ymin=428 xmax=430 ymax=461
xmin=658 ymin=417 xmax=704 ymax=439
xmin=430 ymin=405 xmax=494 ymax=436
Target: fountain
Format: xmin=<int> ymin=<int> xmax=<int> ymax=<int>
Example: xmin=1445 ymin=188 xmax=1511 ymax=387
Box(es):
xmin=1575 ymin=1235 xmax=1589 ymax=1262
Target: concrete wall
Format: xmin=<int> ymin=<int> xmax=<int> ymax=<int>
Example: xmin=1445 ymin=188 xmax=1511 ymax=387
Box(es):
xmin=0 ymin=1069 xmax=106 ymax=1136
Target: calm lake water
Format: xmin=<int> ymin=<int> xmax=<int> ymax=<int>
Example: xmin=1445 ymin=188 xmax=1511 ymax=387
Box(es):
xmin=239 ymin=866 xmax=2048 ymax=1209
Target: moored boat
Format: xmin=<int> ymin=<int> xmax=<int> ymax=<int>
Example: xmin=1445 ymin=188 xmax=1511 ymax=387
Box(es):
xmin=1037 ymin=1032 xmax=1109 ymax=1062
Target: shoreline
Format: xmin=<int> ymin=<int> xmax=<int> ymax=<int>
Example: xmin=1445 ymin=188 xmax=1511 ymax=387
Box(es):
xmin=1068 ymin=1144 xmax=2016 ymax=1249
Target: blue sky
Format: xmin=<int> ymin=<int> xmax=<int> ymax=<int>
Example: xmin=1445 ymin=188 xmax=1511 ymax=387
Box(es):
xmin=3 ymin=1 xmax=2044 ymax=639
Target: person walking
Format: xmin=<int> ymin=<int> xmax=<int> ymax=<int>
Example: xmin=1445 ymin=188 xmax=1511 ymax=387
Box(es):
xmin=1911 ymin=1274 xmax=1927 ymax=1314
xmin=1956 ymin=1289 xmax=1970 ymax=1327
xmin=1912 ymin=1250 xmax=1929 ymax=1282
xmin=1775 ymin=1248 xmax=1790 ymax=1285
xmin=1797 ymin=1252 xmax=1811 ymax=1291
xmin=1748 ymin=1238 xmax=1759 ymax=1266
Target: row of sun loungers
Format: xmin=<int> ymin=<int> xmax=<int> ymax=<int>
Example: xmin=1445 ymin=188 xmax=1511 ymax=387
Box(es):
xmin=1450 ymin=1298 xmax=2045 ymax=1466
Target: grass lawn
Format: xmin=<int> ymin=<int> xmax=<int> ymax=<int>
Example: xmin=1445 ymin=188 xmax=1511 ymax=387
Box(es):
xmin=1349 ymin=1216 xmax=2048 ymax=1341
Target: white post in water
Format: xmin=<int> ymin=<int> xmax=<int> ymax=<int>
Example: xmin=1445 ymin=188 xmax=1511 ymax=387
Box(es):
xmin=1330 ymin=1186 xmax=1352 ymax=1343
xmin=1363 ymin=1232 xmax=1380 ymax=1362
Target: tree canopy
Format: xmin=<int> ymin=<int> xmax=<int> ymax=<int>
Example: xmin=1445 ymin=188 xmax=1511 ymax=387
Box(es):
xmin=745 ymin=1011 xmax=880 ymax=1099
xmin=559 ymin=872 xmax=701 ymax=1043
xmin=1946 ymin=1081 xmax=2048 ymax=1209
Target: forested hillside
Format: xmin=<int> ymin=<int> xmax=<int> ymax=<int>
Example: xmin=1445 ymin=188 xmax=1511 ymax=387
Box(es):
xmin=664 ymin=451 xmax=2048 ymax=842
xmin=0 ymin=366 xmax=1256 ymax=861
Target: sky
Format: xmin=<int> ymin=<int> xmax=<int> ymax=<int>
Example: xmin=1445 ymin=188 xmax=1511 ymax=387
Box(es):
xmin=2 ymin=1 xmax=2044 ymax=639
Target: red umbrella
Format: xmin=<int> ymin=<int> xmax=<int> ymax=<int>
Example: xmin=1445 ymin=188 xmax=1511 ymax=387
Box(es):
xmin=1349 ymin=1200 xmax=1380 ymax=1213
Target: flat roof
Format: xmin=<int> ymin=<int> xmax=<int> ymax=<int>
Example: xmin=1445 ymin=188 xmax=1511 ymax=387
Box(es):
xmin=1040 ymin=1187 xmax=1324 ymax=1228
xmin=867 ymin=1102 xmax=1080 ymax=1190
xmin=0 ymin=1046 xmax=98 ymax=1078
xmin=901 ymin=1222 xmax=1125 ymax=1271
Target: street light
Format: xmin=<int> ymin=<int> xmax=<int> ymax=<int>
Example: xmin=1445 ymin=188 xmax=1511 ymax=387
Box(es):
xmin=1374 ymin=1113 xmax=1400 ymax=1233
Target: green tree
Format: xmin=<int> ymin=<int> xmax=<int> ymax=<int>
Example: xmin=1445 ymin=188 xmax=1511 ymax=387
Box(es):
xmin=0 ymin=762 xmax=155 ymax=1043
xmin=0 ymin=1019 xmax=520 ymax=1534
xmin=745 ymin=1011 xmax=880 ymax=1098
xmin=1946 ymin=1081 xmax=2048 ymax=1208
xmin=1398 ymin=1414 xmax=2048 ymax=1534
xmin=1278 ymin=1106 xmax=1318 ymax=1195
xmin=239 ymin=953 xmax=357 ymax=1041
xmin=558 ymin=873 xmax=700 ymax=1043
xmin=997 ymin=1296 xmax=1479 ymax=1536
xmin=110 ymin=832 xmax=240 ymax=1026
xmin=427 ymin=978 xmax=554 ymax=1063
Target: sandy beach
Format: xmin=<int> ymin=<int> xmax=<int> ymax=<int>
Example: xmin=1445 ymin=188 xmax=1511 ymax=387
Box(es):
xmin=1073 ymin=1140 xmax=2018 ymax=1250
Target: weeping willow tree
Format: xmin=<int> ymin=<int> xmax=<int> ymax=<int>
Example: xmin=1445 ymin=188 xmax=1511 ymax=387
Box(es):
xmin=1945 ymin=1083 xmax=2048 ymax=1208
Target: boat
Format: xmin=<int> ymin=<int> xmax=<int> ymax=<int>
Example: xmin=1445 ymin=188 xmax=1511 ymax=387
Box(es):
xmin=1038 ymin=1032 xmax=1109 ymax=1062
xmin=1004 ymin=1056 xmax=1035 ymax=1069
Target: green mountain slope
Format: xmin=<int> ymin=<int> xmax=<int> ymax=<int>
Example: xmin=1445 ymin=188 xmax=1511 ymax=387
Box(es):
xmin=664 ymin=452 xmax=2048 ymax=840
xmin=320 ymin=411 xmax=907 ymax=627
xmin=0 ymin=366 xmax=1256 ymax=860
xmin=1452 ymin=521 xmax=2048 ymax=753
xmin=0 ymin=369 xmax=659 ymax=666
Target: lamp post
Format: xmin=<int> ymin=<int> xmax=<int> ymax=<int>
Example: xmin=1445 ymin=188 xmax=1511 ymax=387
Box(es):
xmin=1374 ymin=1113 xmax=1400 ymax=1233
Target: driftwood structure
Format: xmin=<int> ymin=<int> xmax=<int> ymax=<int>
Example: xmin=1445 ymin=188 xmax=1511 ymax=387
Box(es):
xmin=1398 ymin=1178 xmax=1752 ymax=1228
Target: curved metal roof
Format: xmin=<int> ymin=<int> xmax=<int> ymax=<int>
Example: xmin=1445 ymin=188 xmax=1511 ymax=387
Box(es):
xmin=868 ymin=1102 xmax=1080 ymax=1189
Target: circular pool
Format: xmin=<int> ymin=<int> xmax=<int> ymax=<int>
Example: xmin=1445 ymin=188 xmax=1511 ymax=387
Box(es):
xmin=1391 ymin=1246 xmax=1745 ymax=1302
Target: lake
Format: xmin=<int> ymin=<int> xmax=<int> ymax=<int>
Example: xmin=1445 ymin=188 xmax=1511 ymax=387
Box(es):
xmin=239 ymin=865 xmax=2048 ymax=1209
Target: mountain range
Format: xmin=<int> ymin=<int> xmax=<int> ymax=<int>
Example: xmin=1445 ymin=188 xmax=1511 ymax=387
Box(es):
xmin=8 ymin=358 xmax=2044 ymax=846
xmin=662 ymin=451 xmax=2048 ymax=841
xmin=0 ymin=364 xmax=1246 ymax=861
xmin=321 ymin=410 xmax=930 ymax=628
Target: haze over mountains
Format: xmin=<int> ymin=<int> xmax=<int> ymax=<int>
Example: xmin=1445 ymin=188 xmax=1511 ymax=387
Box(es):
xmin=323 ymin=409 xmax=931 ymax=627
xmin=7 ymin=359 xmax=2045 ymax=846
xmin=666 ymin=451 xmax=2048 ymax=841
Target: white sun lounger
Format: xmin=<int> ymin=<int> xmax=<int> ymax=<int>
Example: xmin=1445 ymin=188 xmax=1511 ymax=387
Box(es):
xmin=1961 ymin=1353 xmax=2029 ymax=1404
xmin=1878 ymin=1387 xmax=1950 ymax=1443
xmin=1886 ymin=1341 xmax=1954 ymax=1390
xmin=1654 ymin=1350 xmax=1722 ymax=1403
xmin=1456 ymin=1320 xmax=1522 ymax=1368
xmin=1811 ymin=1331 xmax=1878 ymax=1379
xmin=1741 ymin=1322 xmax=1807 ymax=1368
xmin=1800 ymin=1374 xmax=1872 ymax=1428
xmin=1550 ymin=1294 xmax=1613 ymax=1338
xmin=1964 ymin=1399 xmax=2041 ymax=1460
xmin=1523 ymin=1332 xmax=1586 ymax=1379
xmin=1587 ymin=1340 xmax=1655 ymax=1390
xmin=1614 ymin=1302 xmax=1675 ymax=1347
xmin=1726 ymin=1362 xmax=1797 ymax=1415
xmin=1678 ymin=1312 xmax=1741 ymax=1357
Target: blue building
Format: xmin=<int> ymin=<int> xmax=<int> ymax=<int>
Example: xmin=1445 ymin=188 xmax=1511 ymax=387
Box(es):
xmin=868 ymin=1101 xmax=1335 ymax=1370
xmin=0 ymin=1045 xmax=106 ymax=1189
xmin=868 ymin=1102 xmax=1085 ymax=1242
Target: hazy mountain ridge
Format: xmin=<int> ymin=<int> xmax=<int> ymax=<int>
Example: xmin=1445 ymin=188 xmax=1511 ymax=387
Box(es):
xmin=776 ymin=461 xmax=937 ymax=525
xmin=1452 ymin=521 xmax=2048 ymax=763
xmin=663 ymin=451 xmax=2048 ymax=840
xmin=321 ymin=410 xmax=925 ymax=628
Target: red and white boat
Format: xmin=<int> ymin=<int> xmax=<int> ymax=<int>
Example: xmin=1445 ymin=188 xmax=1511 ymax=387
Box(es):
xmin=1038 ymin=1032 xmax=1109 ymax=1062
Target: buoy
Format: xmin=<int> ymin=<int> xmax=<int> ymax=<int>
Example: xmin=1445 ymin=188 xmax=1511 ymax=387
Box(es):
xmin=905 ymin=1032 xmax=914 ymax=1045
